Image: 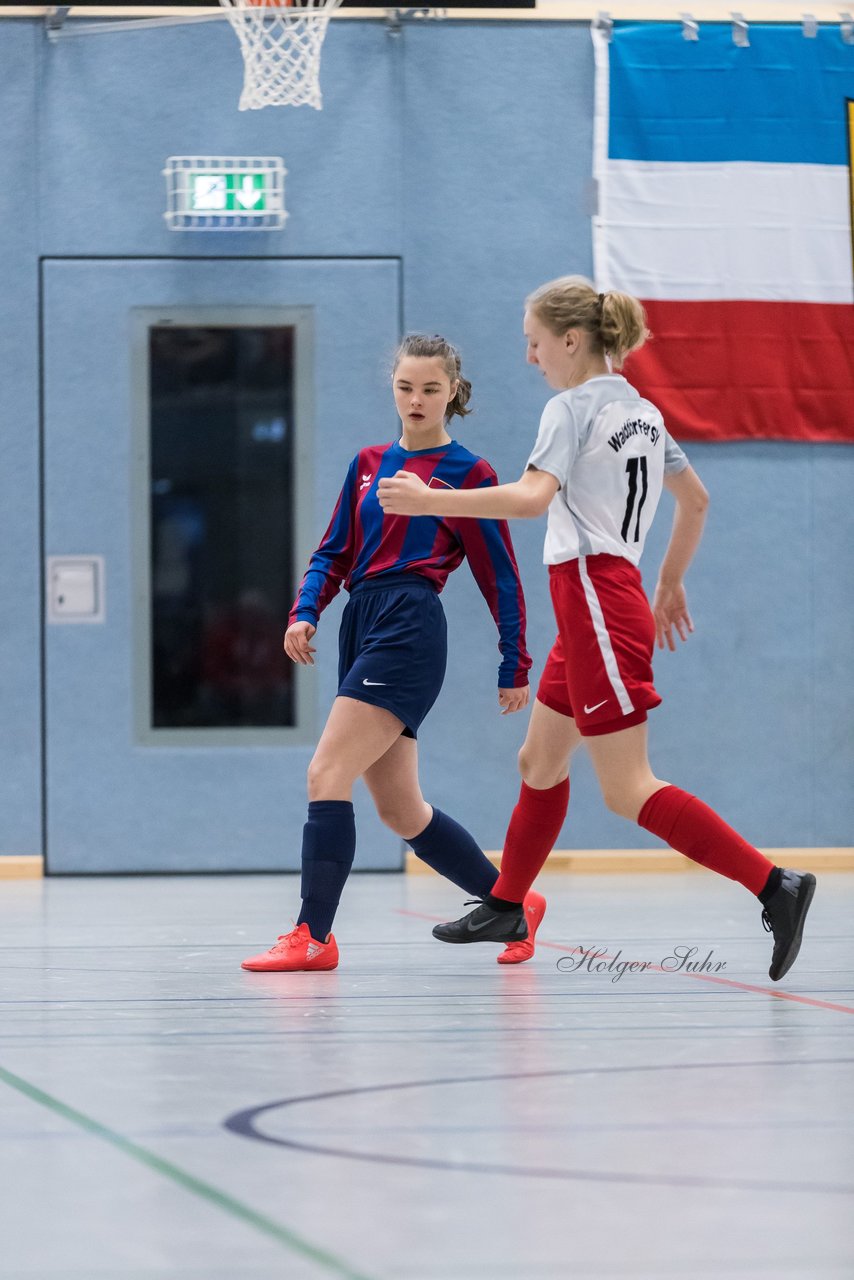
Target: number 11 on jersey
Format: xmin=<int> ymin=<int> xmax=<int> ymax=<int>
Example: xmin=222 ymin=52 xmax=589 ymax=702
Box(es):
xmin=621 ymin=457 xmax=648 ymax=543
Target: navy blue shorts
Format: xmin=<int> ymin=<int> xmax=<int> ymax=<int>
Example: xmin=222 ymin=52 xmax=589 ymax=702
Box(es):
xmin=337 ymin=573 xmax=447 ymax=739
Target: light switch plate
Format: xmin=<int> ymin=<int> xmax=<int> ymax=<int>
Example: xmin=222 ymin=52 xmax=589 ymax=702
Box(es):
xmin=46 ymin=556 xmax=106 ymax=624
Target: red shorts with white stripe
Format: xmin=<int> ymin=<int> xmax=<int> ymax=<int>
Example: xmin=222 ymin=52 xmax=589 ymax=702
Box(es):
xmin=536 ymin=554 xmax=662 ymax=738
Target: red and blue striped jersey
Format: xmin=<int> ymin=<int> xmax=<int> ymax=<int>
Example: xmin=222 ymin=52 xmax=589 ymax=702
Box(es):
xmin=289 ymin=440 xmax=532 ymax=688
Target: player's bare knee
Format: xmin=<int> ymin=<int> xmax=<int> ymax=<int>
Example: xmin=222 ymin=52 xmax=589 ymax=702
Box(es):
xmin=375 ymin=804 xmax=411 ymax=836
xmin=601 ymin=785 xmax=639 ymax=820
xmin=306 ymin=757 xmax=344 ymax=801
xmin=517 ymin=744 xmax=543 ymax=784
xmin=519 ymin=745 xmax=563 ymax=790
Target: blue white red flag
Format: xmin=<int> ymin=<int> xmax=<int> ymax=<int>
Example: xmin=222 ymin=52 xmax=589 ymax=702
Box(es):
xmin=593 ymin=22 xmax=854 ymax=441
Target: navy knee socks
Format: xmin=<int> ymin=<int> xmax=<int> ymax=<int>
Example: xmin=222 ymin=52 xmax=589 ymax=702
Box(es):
xmin=296 ymin=800 xmax=356 ymax=942
xmin=297 ymin=802 xmax=496 ymax=942
xmin=407 ymin=807 xmax=498 ymax=899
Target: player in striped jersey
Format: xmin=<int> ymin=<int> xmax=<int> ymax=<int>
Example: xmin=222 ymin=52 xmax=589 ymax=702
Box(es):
xmin=379 ymin=278 xmax=816 ymax=983
xmin=242 ymin=335 xmax=539 ymax=973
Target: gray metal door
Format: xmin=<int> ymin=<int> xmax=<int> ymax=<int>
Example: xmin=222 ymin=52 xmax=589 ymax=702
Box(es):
xmin=43 ymin=258 xmax=402 ymax=873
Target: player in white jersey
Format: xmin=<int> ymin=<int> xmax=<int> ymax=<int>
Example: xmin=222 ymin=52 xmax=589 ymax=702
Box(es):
xmin=378 ymin=275 xmax=815 ymax=982
xmin=528 ymin=375 xmax=686 ymax=568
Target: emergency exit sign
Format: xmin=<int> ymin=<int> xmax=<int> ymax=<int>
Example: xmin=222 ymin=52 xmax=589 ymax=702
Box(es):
xmin=164 ymin=156 xmax=287 ymax=231
xmin=191 ymin=171 xmax=266 ymax=212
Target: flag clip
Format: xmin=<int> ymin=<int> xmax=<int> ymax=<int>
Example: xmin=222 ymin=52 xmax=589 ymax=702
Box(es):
xmin=45 ymin=4 xmax=71 ymax=38
xmin=801 ymin=14 xmax=818 ymax=36
xmin=841 ymin=12 xmax=854 ymax=43
xmin=595 ymin=12 xmax=613 ymax=42
xmin=731 ymin=13 xmax=749 ymax=46
xmin=680 ymin=13 xmax=699 ymax=39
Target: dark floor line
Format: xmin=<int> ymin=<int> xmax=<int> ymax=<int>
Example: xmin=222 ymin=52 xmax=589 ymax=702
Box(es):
xmin=226 ymin=1133 xmax=854 ymax=1196
xmin=225 ymin=1056 xmax=854 ymax=1195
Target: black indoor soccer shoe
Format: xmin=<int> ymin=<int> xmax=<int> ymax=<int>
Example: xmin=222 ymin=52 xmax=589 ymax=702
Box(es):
xmin=432 ymin=899 xmax=528 ymax=945
xmin=761 ymin=869 xmax=817 ymax=982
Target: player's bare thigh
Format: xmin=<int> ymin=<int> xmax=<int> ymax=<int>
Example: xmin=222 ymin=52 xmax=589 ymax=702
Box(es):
xmin=307 ymin=696 xmax=405 ymax=802
xmin=363 ymin=736 xmax=432 ymax=839
xmin=518 ymin=697 xmax=584 ymax=789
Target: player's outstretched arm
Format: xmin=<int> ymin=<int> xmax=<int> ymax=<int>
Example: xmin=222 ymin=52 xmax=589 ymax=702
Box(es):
xmin=654 ymin=466 xmax=710 ymax=651
xmin=377 ymin=466 xmax=558 ymax=520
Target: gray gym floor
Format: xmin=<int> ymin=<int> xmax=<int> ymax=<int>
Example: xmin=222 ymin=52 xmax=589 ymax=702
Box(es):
xmin=1 ymin=870 xmax=852 ymax=1280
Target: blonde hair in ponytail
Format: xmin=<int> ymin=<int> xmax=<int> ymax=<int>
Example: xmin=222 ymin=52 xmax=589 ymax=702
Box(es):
xmin=525 ymin=275 xmax=649 ymax=369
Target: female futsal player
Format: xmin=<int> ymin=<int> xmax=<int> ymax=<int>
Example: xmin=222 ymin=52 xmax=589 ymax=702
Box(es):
xmin=242 ymin=334 xmax=542 ymax=972
xmin=378 ymin=279 xmax=816 ymax=983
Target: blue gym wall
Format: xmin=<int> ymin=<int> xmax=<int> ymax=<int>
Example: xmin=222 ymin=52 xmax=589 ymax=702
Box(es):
xmin=0 ymin=14 xmax=851 ymax=867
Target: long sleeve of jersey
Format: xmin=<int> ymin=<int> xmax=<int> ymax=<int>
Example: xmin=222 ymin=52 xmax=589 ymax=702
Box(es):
xmin=451 ymin=465 xmax=532 ymax=690
xmin=287 ymin=441 xmax=532 ymax=692
xmin=288 ymin=456 xmax=359 ymax=627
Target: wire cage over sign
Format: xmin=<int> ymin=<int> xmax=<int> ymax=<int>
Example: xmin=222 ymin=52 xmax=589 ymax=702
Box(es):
xmin=219 ymin=0 xmax=344 ymax=110
xmin=163 ymin=156 xmax=288 ymax=230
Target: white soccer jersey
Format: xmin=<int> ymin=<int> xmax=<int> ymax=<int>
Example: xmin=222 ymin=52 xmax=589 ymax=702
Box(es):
xmin=526 ymin=375 xmax=689 ymax=566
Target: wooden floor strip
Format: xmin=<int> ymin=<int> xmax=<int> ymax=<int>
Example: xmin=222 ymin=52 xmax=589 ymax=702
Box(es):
xmin=3 ymin=851 xmax=851 ymax=879
xmin=406 ymin=848 xmax=854 ymax=875
xmin=0 ymin=857 xmax=43 ymax=879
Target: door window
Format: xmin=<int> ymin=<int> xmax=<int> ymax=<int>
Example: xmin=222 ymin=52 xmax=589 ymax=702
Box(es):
xmin=148 ymin=325 xmax=295 ymax=729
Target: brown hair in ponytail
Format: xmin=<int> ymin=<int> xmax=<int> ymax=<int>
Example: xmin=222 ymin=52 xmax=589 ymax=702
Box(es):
xmin=525 ymin=275 xmax=650 ymax=369
xmin=392 ymin=334 xmax=472 ymax=422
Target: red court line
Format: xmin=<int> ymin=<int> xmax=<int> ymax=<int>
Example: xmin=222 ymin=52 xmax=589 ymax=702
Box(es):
xmin=395 ymin=909 xmax=854 ymax=1016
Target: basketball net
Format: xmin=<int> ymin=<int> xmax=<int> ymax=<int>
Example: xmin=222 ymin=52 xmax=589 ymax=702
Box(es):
xmin=219 ymin=0 xmax=343 ymax=111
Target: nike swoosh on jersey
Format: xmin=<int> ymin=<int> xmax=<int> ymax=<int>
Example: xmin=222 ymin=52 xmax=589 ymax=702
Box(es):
xmin=362 ymin=679 xmax=387 ymax=686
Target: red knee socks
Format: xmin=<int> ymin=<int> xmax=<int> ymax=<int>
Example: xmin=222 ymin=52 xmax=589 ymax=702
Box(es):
xmin=492 ymin=778 xmax=570 ymax=903
xmin=638 ymin=785 xmax=773 ymax=896
xmin=492 ymin=780 xmax=773 ymax=904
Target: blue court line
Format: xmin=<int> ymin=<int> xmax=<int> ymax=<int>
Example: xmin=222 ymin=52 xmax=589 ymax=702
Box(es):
xmin=226 ymin=1059 xmax=854 ymax=1196
xmin=0 ymin=1064 xmax=377 ymax=1280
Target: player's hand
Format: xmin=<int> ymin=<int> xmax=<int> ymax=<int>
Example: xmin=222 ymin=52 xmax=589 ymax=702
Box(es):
xmin=377 ymin=470 xmax=431 ymax=516
xmin=498 ymin=686 xmax=530 ymax=715
xmin=653 ymin=581 xmax=693 ymax=651
xmin=284 ymin=620 xmax=317 ymax=665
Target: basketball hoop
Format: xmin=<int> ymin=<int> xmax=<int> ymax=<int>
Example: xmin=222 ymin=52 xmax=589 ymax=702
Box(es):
xmin=219 ymin=0 xmax=343 ymax=111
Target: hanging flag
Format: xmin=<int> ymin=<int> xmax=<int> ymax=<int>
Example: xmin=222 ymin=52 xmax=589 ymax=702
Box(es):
xmin=593 ymin=22 xmax=854 ymax=442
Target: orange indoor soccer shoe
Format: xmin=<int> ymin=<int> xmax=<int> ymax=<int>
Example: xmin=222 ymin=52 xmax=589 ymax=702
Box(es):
xmin=497 ymin=891 xmax=546 ymax=965
xmin=241 ymin=922 xmax=339 ymax=972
